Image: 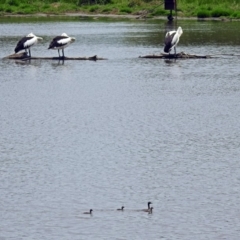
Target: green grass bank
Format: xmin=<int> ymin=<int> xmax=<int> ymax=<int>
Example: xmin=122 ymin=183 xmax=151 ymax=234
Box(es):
xmin=0 ymin=0 xmax=239 ymax=19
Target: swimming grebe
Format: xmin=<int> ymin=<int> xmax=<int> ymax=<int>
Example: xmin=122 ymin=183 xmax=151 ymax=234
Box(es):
xmin=142 ymin=202 xmax=152 ymax=212
xmin=117 ymin=206 xmax=124 ymax=211
xmin=83 ymin=209 xmax=93 ymax=214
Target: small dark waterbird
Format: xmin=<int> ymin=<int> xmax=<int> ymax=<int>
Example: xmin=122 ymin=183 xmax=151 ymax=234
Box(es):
xmin=142 ymin=201 xmax=152 ymax=212
xmin=164 ymin=26 xmax=183 ymax=56
xmin=117 ymin=206 xmax=124 ymax=211
xmin=48 ymin=33 xmax=75 ymax=58
xmin=83 ymin=209 xmax=93 ymax=214
xmin=14 ymin=33 xmax=43 ymax=57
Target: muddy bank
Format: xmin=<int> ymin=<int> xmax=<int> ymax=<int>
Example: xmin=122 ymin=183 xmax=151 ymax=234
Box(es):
xmin=1 ymin=12 xmax=238 ymax=21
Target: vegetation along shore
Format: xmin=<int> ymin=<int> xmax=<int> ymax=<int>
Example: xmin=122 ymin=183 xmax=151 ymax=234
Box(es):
xmin=0 ymin=0 xmax=239 ymax=19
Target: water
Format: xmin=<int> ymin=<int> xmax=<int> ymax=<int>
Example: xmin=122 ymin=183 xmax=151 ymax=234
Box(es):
xmin=0 ymin=17 xmax=240 ymax=240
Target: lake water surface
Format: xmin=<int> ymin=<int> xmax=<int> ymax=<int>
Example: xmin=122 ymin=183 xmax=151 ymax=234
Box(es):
xmin=0 ymin=17 xmax=240 ymax=240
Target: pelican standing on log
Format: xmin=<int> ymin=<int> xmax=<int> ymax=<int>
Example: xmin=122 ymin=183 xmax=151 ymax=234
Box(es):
xmin=164 ymin=26 xmax=183 ymax=56
xmin=48 ymin=33 xmax=76 ymax=58
xmin=14 ymin=33 xmax=43 ymax=57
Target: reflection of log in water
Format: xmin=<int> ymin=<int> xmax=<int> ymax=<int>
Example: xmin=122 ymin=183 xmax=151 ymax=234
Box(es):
xmin=3 ymin=52 xmax=107 ymax=61
xmin=139 ymin=52 xmax=215 ymax=59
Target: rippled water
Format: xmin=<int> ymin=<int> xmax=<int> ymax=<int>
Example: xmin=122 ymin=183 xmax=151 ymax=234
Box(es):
xmin=0 ymin=17 xmax=240 ymax=240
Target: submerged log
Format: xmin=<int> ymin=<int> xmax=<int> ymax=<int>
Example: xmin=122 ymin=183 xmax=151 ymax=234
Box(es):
xmin=3 ymin=52 xmax=107 ymax=61
xmin=139 ymin=52 xmax=214 ymax=59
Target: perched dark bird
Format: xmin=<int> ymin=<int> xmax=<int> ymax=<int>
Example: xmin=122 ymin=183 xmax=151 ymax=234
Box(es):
xmin=48 ymin=33 xmax=75 ymax=58
xmin=164 ymin=27 xmax=183 ymax=56
xmin=14 ymin=33 xmax=43 ymax=57
xmin=117 ymin=206 xmax=124 ymax=211
xmin=83 ymin=209 xmax=93 ymax=214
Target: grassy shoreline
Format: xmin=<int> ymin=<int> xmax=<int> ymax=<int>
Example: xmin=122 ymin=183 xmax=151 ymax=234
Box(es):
xmin=0 ymin=0 xmax=239 ymax=19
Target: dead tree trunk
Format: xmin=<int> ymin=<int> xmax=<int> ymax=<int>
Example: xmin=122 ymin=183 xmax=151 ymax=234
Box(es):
xmin=3 ymin=52 xmax=107 ymax=61
xmin=139 ymin=52 xmax=214 ymax=59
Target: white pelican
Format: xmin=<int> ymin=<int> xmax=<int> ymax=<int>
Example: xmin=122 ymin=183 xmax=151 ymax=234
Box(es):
xmin=164 ymin=26 xmax=183 ymax=55
xmin=14 ymin=33 xmax=43 ymax=57
xmin=48 ymin=33 xmax=76 ymax=58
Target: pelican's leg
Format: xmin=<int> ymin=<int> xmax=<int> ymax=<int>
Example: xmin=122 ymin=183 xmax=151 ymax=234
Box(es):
xmin=62 ymin=49 xmax=65 ymax=58
xmin=29 ymin=48 xmax=31 ymax=57
xmin=24 ymin=49 xmax=27 ymax=57
xmin=57 ymin=49 xmax=60 ymax=58
xmin=174 ymin=47 xmax=176 ymax=57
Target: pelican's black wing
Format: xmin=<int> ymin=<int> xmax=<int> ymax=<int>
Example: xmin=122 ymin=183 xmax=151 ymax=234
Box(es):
xmin=48 ymin=36 xmax=68 ymax=49
xmin=14 ymin=37 xmax=33 ymax=53
xmin=164 ymin=31 xmax=176 ymax=53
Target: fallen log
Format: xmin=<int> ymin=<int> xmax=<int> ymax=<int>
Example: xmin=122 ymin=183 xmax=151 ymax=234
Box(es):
xmin=139 ymin=52 xmax=214 ymax=59
xmin=3 ymin=52 xmax=107 ymax=61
